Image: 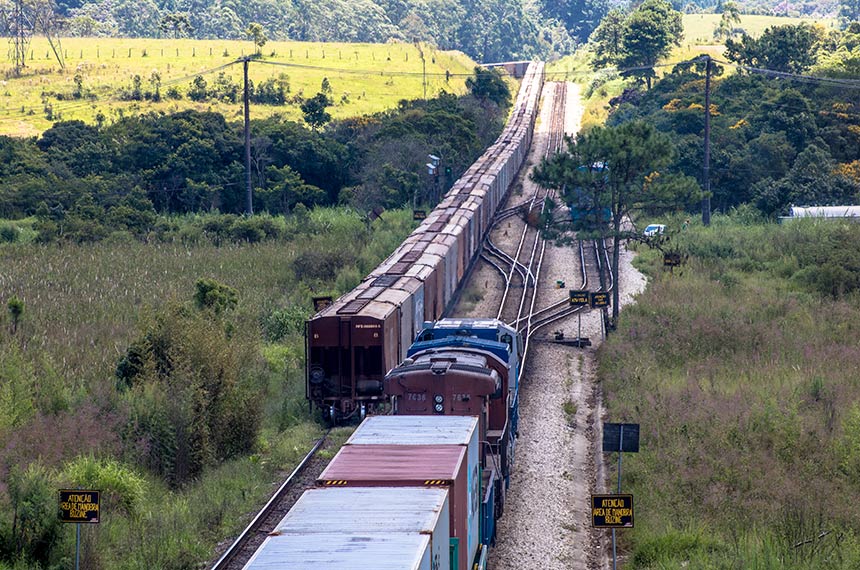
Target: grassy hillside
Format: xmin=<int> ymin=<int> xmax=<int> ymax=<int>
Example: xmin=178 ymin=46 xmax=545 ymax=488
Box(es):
xmin=604 ymin=216 xmax=860 ymax=568
xmin=0 ymin=208 xmax=415 ymax=567
xmin=0 ymin=37 xmax=476 ymax=137
xmin=681 ymin=13 xmax=836 ymax=45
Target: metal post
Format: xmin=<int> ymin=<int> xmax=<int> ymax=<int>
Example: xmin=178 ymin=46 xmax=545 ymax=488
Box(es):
xmin=702 ymin=56 xmax=711 ymax=226
xmin=577 ymin=313 xmax=581 ymax=343
xmin=612 ymin=425 xmax=624 ymax=570
xmin=75 ymin=523 xmax=80 ymax=570
xmin=243 ymin=58 xmax=253 ymax=215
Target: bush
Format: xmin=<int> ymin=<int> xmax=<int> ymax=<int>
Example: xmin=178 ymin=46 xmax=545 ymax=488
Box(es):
xmin=3 ymin=462 xmax=61 ymax=566
xmin=262 ymin=306 xmax=308 ymax=342
xmin=0 ymin=225 xmax=18 ymax=243
xmin=60 ymin=456 xmax=147 ymax=517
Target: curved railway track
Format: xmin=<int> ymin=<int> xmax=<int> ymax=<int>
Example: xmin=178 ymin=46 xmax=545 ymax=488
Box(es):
xmin=481 ymin=82 xmax=616 ymax=356
xmin=209 ymin=433 xmax=330 ymax=570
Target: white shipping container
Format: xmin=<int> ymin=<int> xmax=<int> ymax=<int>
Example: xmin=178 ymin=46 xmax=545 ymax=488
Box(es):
xmin=273 ymin=487 xmax=450 ymax=570
xmin=243 ymin=533 xmax=433 ymax=570
xmin=347 ymin=415 xmax=481 ymax=564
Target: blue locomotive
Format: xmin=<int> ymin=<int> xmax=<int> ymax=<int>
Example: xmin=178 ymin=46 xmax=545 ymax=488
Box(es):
xmin=384 ymin=318 xmax=523 ymax=552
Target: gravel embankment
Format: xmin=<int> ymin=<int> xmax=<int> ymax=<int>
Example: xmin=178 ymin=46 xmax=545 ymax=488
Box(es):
xmin=455 ymin=82 xmax=648 ymax=570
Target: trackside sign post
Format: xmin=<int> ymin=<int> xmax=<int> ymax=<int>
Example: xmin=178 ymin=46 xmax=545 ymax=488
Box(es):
xmin=591 ymin=494 xmax=634 ymax=527
xmin=59 ymin=490 xmax=100 ymax=570
xmin=600 ymin=423 xmax=640 ymax=570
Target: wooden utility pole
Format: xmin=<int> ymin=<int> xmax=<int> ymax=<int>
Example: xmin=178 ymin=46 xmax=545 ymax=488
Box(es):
xmin=243 ymin=58 xmax=253 ymax=215
xmin=702 ymin=55 xmax=712 ymax=226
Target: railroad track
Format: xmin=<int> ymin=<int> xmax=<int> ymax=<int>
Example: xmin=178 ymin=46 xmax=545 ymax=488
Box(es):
xmin=209 ymin=433 xmax=330 ymax=570
xmin=483 ymin=81 xmax=616 ymax=349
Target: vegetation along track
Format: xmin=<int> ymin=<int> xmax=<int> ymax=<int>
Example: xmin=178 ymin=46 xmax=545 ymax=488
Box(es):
xmin=209 ymin=432 xmax=330 ymax=570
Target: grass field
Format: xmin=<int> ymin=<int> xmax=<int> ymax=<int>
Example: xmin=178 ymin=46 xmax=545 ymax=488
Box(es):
xmin=0 ymin=37 xmax=477 ymax=137
xmin=682 ymin=13 xmax=837 ymax=46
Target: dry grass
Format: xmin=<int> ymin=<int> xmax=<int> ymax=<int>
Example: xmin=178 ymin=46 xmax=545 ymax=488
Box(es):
xmin=601 ymin=218 xmax=860 ymax=567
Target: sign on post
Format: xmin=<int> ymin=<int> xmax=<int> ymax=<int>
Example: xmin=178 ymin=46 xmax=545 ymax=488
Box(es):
xmin=569 ymin=290 xmax=589 ymax=307
xmin=663 ymin=253 xmax=682 ymax=267
xmin=591 ymin=494 xmax=634 ymax=528
xmin=413 ymin=209 xmax=427 ymax=220
xmin=603 ymin=423 xmax=640 ymax=453
xmin=590 ymin=291 xmax=610 ymax=309
xmin=59 ymin=490 xmax=100 ymax=524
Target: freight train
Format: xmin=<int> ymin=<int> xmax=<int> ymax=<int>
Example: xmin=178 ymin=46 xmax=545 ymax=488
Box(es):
xmin=306 ymin=62 xmax=545 ymax=423
xmin=243 ymin=317 xmax=523 ymax=569
xmin=243 ymin=415 xmax=489 ymax=570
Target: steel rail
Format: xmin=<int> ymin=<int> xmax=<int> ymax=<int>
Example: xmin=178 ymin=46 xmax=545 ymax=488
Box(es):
xmin=210 ymin=433 xmax=329 ymax=570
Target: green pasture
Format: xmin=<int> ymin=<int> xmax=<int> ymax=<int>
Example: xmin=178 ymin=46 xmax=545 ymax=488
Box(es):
xmin=682 ymin=13 xmax=837 ymax=46
xmin=0 ymin=37 xmax=477 ymax=137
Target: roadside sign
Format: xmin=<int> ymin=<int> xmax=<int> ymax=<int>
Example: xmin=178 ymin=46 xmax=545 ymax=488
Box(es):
xmin=569 ymin=290 xmax=589 ymax=306
xmin=591 ymin=494 xmax=634 ymax=528
xmin=59 ymin=490 xmax=100 ymax=524
xmin=413 ymin=209 xmax=427 ymax=220
xmin=603 ymin=423 xmax=639 ymax=453
xmin=590 ymin=291 xmax=609 ymax=308
xmin=663 ymin=253 xmax=682 ymax=267
xmin=312 ymin=296 xmax=333 ymax=312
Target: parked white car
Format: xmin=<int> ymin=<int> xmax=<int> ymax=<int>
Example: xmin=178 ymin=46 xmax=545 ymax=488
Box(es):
xmin=643 ymin=224 xmax=666 ymax=237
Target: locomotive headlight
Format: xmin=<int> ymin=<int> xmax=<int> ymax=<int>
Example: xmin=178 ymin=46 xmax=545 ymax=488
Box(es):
xmin=434 ymin=403 xmax=444 ymax=413
xmin=434 ymin=394 xmax=444 ymax=404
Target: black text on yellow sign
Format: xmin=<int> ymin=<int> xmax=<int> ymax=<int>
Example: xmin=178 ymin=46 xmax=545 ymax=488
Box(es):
xmin=590 ymin=292 xmax=610 ymax=309
xmin=59 ymin=490 xmax=101 ymax=523
xmin=569 ymin=290 xmax=589 ymax=307
xmin=591 ymin=494 xmax=633 ymax=528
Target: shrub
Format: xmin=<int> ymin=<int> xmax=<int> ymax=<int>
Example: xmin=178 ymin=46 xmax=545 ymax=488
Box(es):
xmin=0 ymin=225 xmax=17 ymax=243
xmin=262 ymin=306 xmax=308 ymax=342
xmin=3 ymin=462 xmax=61 ymax=566
xmin=193 ymin=278 xmax=238 ymax=313
xmin=228 ymin=218 xmax=265 ymax=243
xmin=60 ymin=456 xmax=147 ymax=517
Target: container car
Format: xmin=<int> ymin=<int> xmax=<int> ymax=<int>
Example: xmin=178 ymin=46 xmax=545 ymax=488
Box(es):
xmin=317 ymin=444 xmax=480 ymax=570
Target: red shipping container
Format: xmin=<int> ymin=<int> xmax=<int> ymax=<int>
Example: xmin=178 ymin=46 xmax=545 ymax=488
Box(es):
xmin=318 ymin=445 xmax=473 ymax=570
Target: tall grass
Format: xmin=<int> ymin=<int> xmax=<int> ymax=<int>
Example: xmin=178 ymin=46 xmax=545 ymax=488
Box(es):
xmin=601 ymin=216 xmax=860 ymax=568
xmin=0 ymin=206 xmax=411 ymax=567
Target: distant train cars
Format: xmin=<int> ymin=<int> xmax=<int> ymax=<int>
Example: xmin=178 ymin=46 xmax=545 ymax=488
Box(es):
xmin=306 ymin=62 xmax=545 ymax=422
xmin=243 ymin=416 xmax=492 ymax=570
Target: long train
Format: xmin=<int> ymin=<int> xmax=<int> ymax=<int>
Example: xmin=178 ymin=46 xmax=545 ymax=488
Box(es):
xmin=244 ymin=317 xmax=522 ymax=570
xmin=306 ymin=62 xmax=545 ymax=423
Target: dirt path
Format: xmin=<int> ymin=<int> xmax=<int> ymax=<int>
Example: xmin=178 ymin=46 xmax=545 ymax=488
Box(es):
xmin=454 ymin=82 xmax=647 ymax=570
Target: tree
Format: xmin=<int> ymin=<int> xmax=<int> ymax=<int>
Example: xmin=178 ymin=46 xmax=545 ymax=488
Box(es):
xmin=7 ymin=295 xmax=23 ymax=334
xmin=465 ymin=66 xmax=511 ymax=107
xmin=245 ymin=22 xmax=267 ymax=55
xmin=542 ymin=0 xmax=609 ymax=42
xmin=724 ymin=23 xmax=822 ymax=73
xmin=158 ymin=12 xmax=191 ymax=38
xmin=714 ymin=1 xmax=741 ymax=40
xmin=589 ymin=8 xmax=626 ymax=68
xmin=617 ymin=0 xmax=684 ymax=89
xmin=532 ymin=120 xmax=699 ymax=327
xmin=300 ymin=92 xmax=333 ymax=130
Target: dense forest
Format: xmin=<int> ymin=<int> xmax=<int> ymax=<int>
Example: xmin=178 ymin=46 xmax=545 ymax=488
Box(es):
xmin=583 ymin=17 xmax=860 ymax=217
xmin=57 ymin=0 xmax=604 ymax=62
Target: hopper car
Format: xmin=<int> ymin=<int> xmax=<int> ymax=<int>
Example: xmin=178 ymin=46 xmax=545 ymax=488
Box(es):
xmin=306 ymin=62 xmax=545 ymax=422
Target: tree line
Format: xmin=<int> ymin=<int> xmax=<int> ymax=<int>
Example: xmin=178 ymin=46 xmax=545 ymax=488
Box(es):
xmin=0 ymin=68 xmax=511 ymax=244
xmin=48 ymin=0 xmax=608 ymax=62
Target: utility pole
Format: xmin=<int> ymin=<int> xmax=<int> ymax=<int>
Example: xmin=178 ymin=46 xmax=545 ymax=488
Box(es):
xmin=702 ymin=55 xmax=712 ymax=226
xmin=243 ymin=57 xmax=253 ymax=215
xmin=415 ymin=41 xmax=426 ymax=99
